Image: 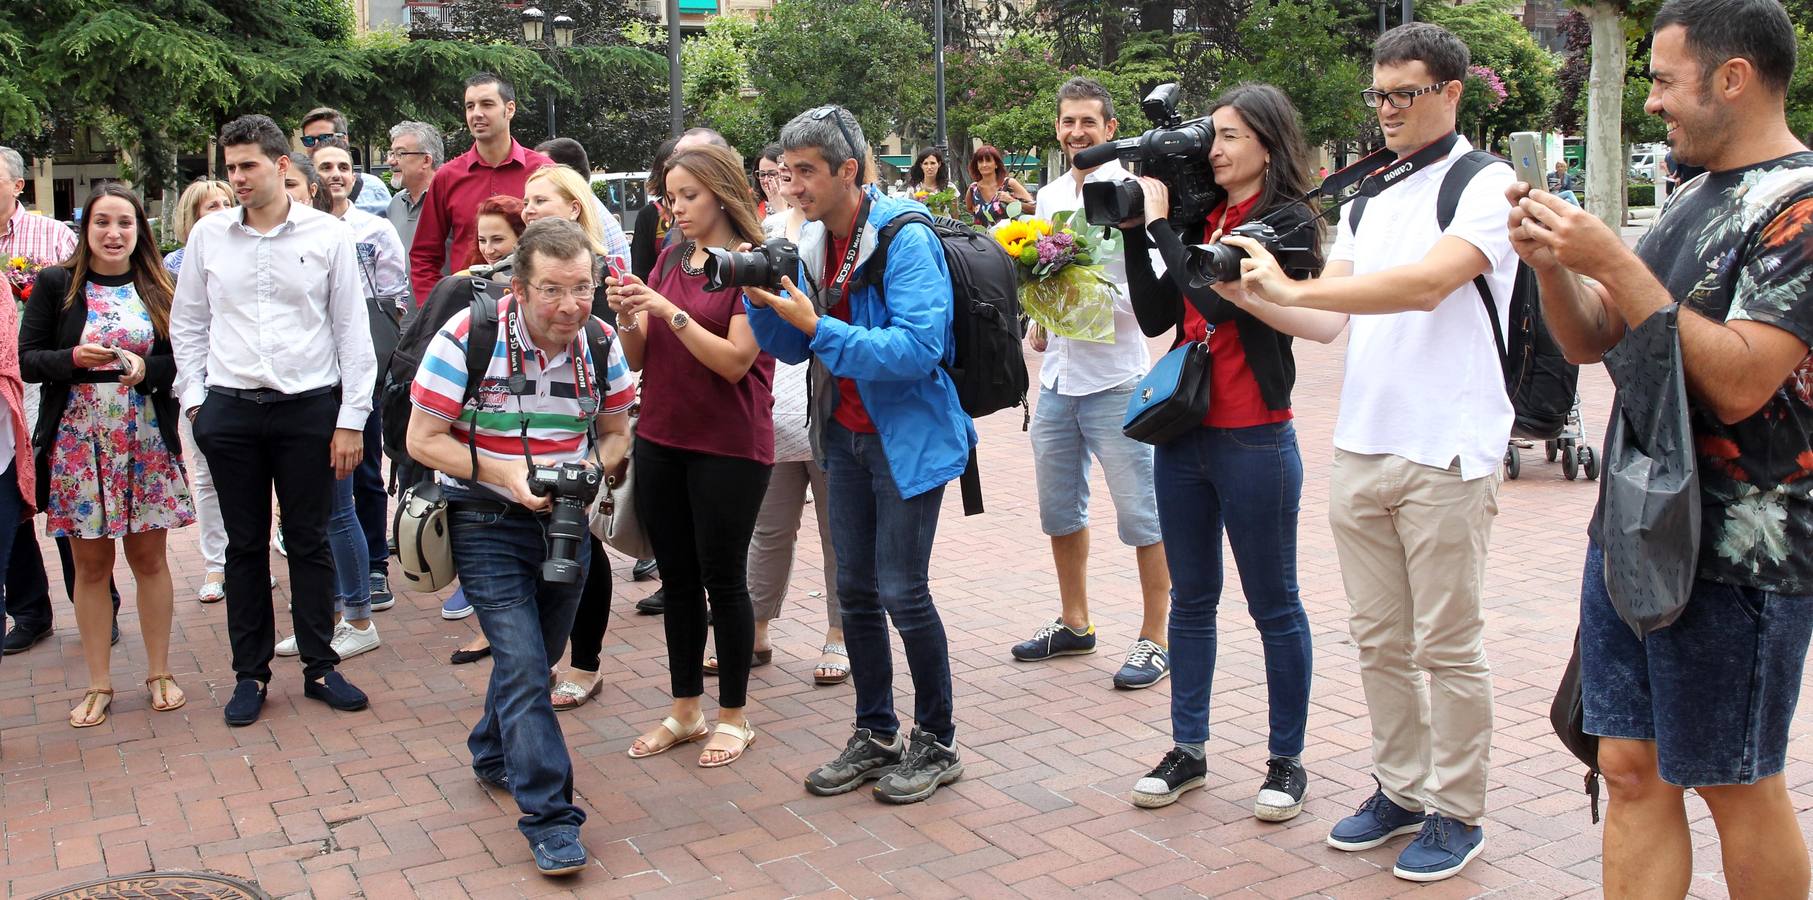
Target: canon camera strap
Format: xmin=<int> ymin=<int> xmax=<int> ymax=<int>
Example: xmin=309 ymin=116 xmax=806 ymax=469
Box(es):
xmin=821 ymin=193 xmax=873 ymax=306
xmin=1311 ymin=131 xmax=1461 ymax=211
xmin=503 ymin=303 xmax=599 ymax=416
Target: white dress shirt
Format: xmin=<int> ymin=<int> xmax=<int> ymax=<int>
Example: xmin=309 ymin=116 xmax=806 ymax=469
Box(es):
xmin=1033 ymin=160 xmax=1154 ymax=396
xmin=342 ymin=206 xmax=410 ymax=301
xmin=170 ymin=200 xmax=376 ymax=431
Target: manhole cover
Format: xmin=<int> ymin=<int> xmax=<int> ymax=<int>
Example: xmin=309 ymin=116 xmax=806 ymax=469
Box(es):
xmin=26 ymin=871 xmax=270 ymax=900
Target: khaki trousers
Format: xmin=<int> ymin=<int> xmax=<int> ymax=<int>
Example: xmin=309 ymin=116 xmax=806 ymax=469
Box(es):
xmin=1328 ymin=450 xmax=1497 ymax=824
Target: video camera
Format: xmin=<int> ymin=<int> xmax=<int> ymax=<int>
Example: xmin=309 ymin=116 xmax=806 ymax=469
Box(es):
xmin=703 ymin=239 xmax=800 ymax=293
xmin=527 ymin=461 xmax=602 ymax=585
xmin=1079 ymin=83 xmax=1225 ymax=228
xmin=1183 ymin=219 xmax=1322 ymax=284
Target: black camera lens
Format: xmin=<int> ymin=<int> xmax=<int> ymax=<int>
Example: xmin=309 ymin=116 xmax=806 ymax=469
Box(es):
xmin=1083 ymin=181 xmax=1146 ymax=227
xmin=1190 ymin=242 xmax=1248 ymax=283
xmin=702 ymin=247 xmax=770 ymax=293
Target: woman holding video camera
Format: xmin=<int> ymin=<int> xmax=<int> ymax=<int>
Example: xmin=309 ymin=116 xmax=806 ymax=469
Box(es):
xmin=605 ymin=143 xmax=774 ymax=768
xmin=1120 ymin=83 xmax=1345 ymax=819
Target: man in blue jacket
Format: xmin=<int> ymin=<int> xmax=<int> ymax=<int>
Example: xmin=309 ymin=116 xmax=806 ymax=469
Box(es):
xmin=745 ymin=105 xmax=976 ymax=804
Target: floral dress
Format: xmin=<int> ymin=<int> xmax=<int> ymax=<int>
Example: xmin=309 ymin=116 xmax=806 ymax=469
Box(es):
xmin=45 ymin=276 xmax=194 ymax=538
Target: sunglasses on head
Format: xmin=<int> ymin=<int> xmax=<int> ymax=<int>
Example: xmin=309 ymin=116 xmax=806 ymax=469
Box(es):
xmin=809 ymin=106 xmax=866 ymax=181
xmin=301 ymin=132 xmax=347 ymax=148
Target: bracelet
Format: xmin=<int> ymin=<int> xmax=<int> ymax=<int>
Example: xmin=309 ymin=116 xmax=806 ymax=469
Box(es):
xmin=619 ymin=314 xmax=639 ymax=332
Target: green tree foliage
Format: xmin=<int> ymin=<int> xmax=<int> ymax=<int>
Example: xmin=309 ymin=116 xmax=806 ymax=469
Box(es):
xmin=1213 ymin=0 xmax=1373 ymax=149
xmin=680 ymin=16 xmax=770 ymax=157
xmin=745 ymin=0 xmax=934 ymax=158
xmin=1418 ymin=0 xmax=1558 ymax=148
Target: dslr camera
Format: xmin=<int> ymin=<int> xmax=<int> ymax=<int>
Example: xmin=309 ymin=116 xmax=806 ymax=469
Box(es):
xmin=1079 ymin=83 xmax=1225 ymax=228
xmin=703 ymin=239 xmax=800 ymax=293
xmin=1185 ymin=220 xmax=1322 ymax=284
xmin=527 ymin=461 xmax=602 ymax=585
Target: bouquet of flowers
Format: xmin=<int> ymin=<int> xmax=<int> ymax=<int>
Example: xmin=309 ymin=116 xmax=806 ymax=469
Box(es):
xmin=5 ymin=256 xmax=42 ymax=303
xmin=912 ymin=186 xmax=963 ymax=221
xmin=993 ymin=211 xmax=1121 ymax=343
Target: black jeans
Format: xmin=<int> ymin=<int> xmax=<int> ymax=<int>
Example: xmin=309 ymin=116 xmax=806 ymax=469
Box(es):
xmin=633 ymin=437 xmax=769 ymax=709
xmin=565 ymin=535 xmax=613 ymax=672
xmin=5 ymin=532 xmax=120 ymax=632
xmin=192 ymin=390 xmax=341 ymax=682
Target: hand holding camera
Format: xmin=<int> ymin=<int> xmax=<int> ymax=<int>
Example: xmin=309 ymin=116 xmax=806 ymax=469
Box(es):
xmin=526 ymin=460 xmax=602 ymax=585
xmin=745 ymin=275 xmax=819 ymax=336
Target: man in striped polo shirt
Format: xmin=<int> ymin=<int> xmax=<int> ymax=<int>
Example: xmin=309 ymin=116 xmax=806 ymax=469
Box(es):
xmin=406 ymin=218 xmax=633 ymax=877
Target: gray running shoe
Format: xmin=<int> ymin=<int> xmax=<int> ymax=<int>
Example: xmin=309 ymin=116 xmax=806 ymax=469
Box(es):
xmin=805 ymin=728 xmax=903 ymax=796
xmin=874 ymin=729 xmax=963 ymax=804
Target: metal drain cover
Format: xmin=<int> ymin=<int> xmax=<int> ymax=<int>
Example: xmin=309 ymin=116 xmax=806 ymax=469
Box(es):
xmin=26 ymin=871 xmax=270 ymax=900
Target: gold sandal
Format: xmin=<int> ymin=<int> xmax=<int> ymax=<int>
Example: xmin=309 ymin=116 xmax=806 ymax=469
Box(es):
xmin=146 ymin=674 xmax=186 ymax=712
xmin=698 ymin=721 xmax=756 ymax=769
xmin=69 ymin=688 xmax=114 ymax=728
xmin=627 ymin=715 xmax=709 ymax=759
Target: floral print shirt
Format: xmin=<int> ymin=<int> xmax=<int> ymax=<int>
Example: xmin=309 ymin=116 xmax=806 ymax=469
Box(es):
xmin=1623 ymin=151 xmax=1813 ymax=594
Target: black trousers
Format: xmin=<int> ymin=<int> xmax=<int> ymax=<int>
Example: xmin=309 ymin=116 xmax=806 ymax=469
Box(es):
xmin=192 ymin=390 xmax=341 ymax=682
xmin=564 ymin=535 xmax=613 ymax=672
xmin=5 ymin=531 xmax=120 ymax=632
xmin=633 ymin=437 xmax=769 ymax=709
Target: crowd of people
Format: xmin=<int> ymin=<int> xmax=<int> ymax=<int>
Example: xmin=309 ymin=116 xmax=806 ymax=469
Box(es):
xmin=0 ymin=0 xmax=1809 ymax=893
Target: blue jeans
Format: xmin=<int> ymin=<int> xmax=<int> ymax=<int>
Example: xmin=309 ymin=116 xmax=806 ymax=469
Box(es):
xmin=1030 ymin=382 xmax=1162 ymax=546
xmin=823 ymin=421 xmax=955 ymax=745
xmin=1154 ymin=421 xmax=1312 ymax=757
xmin=449 ymin=497 xmax=588 ymax=843
xmin=1581 ymin=539 xmax=1813 ymax=786
xmin=326 ymin=473 xmax=369 ymax=620
xmin=354 ymin=407 xmax=387 ymax=575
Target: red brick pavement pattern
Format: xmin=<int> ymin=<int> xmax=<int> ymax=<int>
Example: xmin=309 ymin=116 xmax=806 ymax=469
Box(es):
xmin=4 ymin=254 xmax=1809 ymax=896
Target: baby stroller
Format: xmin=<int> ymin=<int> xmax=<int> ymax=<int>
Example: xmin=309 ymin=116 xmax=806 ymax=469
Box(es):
xmin=1503 ymin=321 xmax=1597 ymax=481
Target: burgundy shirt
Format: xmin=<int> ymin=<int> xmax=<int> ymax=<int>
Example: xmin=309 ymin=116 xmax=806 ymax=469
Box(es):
xmin=408 ymin=140 xmax=552 ymax=302
xmin=638 ymin=244 xmax=776 ymax=464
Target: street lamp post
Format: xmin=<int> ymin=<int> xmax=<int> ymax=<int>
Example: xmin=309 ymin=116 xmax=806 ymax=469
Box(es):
xmin=520 ymin=8 xmax=576 ymax=140
xmin=667 ymin=0 xmax=683 ymax=136
xmin=933 ymin=0 xmax=947 ymax=149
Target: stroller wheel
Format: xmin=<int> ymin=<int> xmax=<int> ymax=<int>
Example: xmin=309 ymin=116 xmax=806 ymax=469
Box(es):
xmin=1545 ymin=440 xmax=1559 ymax=463
xmin=1504 ymin=445 xmax=1521 ymax=480
xmin=1563 ymin=443 xmax=1580 ymax=481
xmin=1582 ymin=446 xmax=1599 ymax=481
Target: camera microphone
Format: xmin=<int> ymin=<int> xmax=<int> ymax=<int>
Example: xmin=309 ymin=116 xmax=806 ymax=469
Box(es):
xmin=1072 ymin=140 xmax=1132 ymax=170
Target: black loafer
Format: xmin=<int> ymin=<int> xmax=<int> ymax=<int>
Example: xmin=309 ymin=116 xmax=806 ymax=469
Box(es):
xmin=635 ymin=587 xmax=665 ymax=615
xmin=450 ymin=646 xmax=492 ymax=665
xmin=1 ymin=624 xmax=51 ymax=655
xmin=224 ymin=679 xmax=267 ymax=726
xmin=304 ymin=671 xmax=369 ymax=711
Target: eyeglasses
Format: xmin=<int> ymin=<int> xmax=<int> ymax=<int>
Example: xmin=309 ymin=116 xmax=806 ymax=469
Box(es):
xmin=1361 ymin=82 xmax=1448 ymax=110
xmin=300 ymin=132 xmax=348 ymax=148
xmin=755 ymin=170 xmax=783 ymax=181
xmin=530 ymin=283 xmax=596 ymax=301
xmin=387 ymin=150 xmax=429 ymax=162
xmin=809 ymin=106 xmax=866 ymax=179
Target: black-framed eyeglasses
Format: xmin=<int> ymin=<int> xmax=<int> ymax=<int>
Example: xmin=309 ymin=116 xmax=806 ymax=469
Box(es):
xmin=1361 ymin=82 xmax=1448 ymax=109
xmin=300 ymin=132 xmax=348 ymax=148
xmin=809 ymin=105 xmax=866 ymax=179
xmin=755 ymin=170 xmax=782 ymax=181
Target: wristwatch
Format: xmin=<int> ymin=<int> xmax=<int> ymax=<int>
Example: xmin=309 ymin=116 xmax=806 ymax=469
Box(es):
xmin=669 ymin=309 xmax=691 ymax=331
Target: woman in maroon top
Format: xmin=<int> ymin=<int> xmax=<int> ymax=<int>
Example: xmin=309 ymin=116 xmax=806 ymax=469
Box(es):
xmin=607 ymin=144 xmax=774 ymax=768
xmin=1119 ymin=83 xmax=1345 ymax=817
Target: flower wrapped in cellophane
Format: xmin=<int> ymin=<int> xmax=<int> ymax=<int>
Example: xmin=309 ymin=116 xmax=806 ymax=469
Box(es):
xmin=993 ymin=211 xmax=1121 ymax=344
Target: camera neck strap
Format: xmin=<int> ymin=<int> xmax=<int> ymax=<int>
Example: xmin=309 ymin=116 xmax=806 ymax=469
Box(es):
xmin=503 ymin=303 xmax=599 ymax=416
xmin=824 ymin=193 xmax=872 ymax=306
xmin=1314 ymin=131 xmax=1460 ymax=210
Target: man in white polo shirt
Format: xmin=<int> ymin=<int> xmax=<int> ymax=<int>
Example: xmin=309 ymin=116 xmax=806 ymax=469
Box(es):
xmin=1009 ymin=76 xmax=1171 ymax=691
xmin=1219 ymin=22 xmax=1516 ymax=883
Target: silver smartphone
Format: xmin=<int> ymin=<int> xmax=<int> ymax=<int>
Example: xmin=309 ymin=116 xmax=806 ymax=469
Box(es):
xmin=1509 ymin=131 xmax=1546 ymax=190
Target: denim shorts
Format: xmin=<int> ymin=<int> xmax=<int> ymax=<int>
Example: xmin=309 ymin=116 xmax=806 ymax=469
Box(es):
xmin=1580 ymin=540 xmax=1813 ymax=787
xmin=1030 ymin=382 xmax=1162 ymax=546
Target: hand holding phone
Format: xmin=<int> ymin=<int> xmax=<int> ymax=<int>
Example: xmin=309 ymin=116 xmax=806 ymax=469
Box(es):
xmin=1509 ymin=131 xmax=1546 ymax=191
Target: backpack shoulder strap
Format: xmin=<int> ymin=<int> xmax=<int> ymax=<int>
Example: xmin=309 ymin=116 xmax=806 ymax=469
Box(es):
xmin=864 ymin=211 xmax=937 ymax=293
xmin=656 ymin=242 xmax=684 ymax=283
xmin=1348 ymin=195 xmax=1369 ymax=233
xmin=461 ymin=283 xmax=501 ymax=407
xmin=1435 ymin=150 xmax=1510 ymax=364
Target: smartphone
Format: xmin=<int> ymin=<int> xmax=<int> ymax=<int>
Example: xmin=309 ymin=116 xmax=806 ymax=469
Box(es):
xmin=1509 ymin=132 xmax=1546 ymax=191
xmin=605 ymin=258 xmax=626 ymax=283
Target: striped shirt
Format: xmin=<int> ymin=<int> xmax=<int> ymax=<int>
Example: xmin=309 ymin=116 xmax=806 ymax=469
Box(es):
xmin=0 ymin=204 xmax=76 ymax=268
xmin=411 ymin=295 xmax=635 ymax=498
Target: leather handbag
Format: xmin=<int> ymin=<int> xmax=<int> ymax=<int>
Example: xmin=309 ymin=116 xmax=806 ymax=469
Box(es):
xmin=589 ymin=412 xmax=653 ymax=559
xmin=1123 ymin=341 xmax=1212 ymax=445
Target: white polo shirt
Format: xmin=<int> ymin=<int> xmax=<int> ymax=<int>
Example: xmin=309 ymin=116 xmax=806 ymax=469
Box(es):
xmin=1328 ymin=138 xmax=1518 ymax=481
xmin=1033 ymin=160 xmax=1153 ymax=396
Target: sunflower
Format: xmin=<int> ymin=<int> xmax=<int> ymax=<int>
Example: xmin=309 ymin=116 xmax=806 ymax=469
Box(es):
xmin=994 ymin=219 xmax=1052 ymax=259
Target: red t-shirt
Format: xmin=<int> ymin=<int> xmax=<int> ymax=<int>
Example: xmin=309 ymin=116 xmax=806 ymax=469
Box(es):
xmin=824 ymin=231 xmax=877 ymax=434
xmin=1187 ymin=197 xmax=1293 ymax=430
xmin=638 ymin=244 xmax=777 ymax=463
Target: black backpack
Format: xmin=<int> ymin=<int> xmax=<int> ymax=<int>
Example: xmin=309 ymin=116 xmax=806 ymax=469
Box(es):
xmin=865 ymin=212 xmax=1028 ymax=422
xmin=1350 ymin=150 xmax=1579 ymax=439
xmin=863 ymin=212 xmax=1028 ymax=516
xmin=379 ymin=272 xmax=610 ymax=488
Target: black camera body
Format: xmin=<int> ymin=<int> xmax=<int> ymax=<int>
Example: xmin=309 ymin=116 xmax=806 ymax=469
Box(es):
xmin=527 ymin=461 xmax=602 ymax=585
xmin=1079 ymin=83 xmax=1225 ymax=227
xmin=1185 ymin=220 xmax=1322 ymax=285
xmin=703 ymin=239 xmax=800 ymax=293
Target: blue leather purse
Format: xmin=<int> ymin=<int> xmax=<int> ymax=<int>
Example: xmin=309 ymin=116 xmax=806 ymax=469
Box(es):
xmin=1122 ymin=339 xmax=1212 ymax=445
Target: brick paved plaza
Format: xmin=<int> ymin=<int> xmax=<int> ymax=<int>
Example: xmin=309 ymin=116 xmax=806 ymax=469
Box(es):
xmin=3 ymin=264 xmax=1808 ymax=896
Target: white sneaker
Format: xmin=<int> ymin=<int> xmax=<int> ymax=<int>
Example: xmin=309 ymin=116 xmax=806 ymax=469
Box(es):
xmin=275 ymin=630 xmax=306 ymax=657
xmin=332 ymin=621 xmax=381 ymax=660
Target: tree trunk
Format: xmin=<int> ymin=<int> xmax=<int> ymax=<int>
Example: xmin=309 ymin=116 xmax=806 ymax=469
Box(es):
xmin=1584 ymin=2 xmax=1626 ymax=229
